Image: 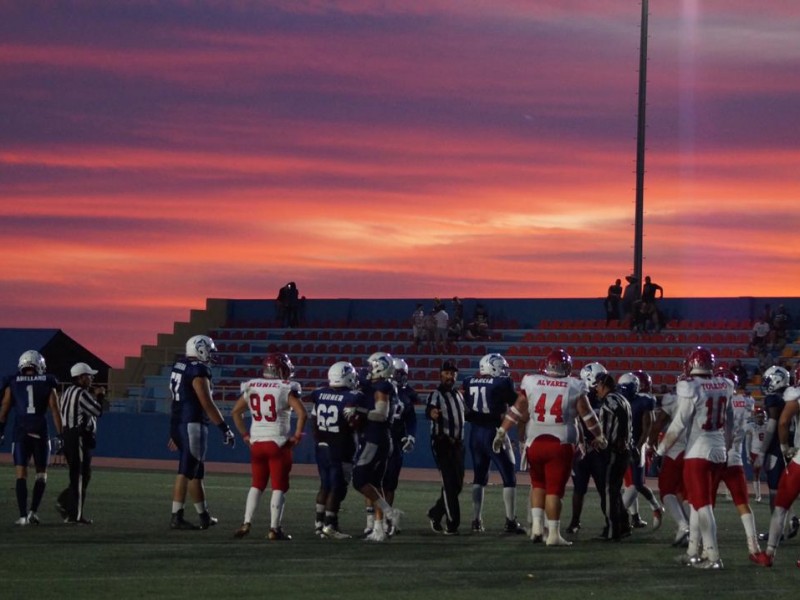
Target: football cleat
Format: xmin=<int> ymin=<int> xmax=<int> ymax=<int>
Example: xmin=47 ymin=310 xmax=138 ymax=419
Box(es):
xmin=631 ymin=514 xmax=648 ymax=528
xmin=652 ymin=507 xmax=664 ymax=531
xmin=545 ymin=535 xmax=573 ymax=547
xmin=787 ymin=516 xmax=800 ymax=539
xmin=365 ymin=528 xmax=386 ymax=542
xmin=750 ymin=552 xmax=773 ymax=567
xmin=566 ymin=521 xmax=581 ymax=535
xmin=199 ymin=512 xmax=218 ymax=530
xmin=386 ymin=507 xmax=403 ymax=532
xmin=427 ymin=510 xmax=443 ymax=533
xmin=443 ymin=528 xmax=459 ymax=536
xmin=675 ymin=553 xmax=702 ymax=566
xmin=170 ymin=510 xmax=199 ymax=530
xmin=267 ymin=527 xmax=292 ymax=541
xmin=26 ymin=511 xmax=40 ymax=525
xmin=504 ymin=518 xmax=526 ymax=534
xmin=14 ymin=516 xmax=29 ymax=526
xmin=55 ymin=502 xmax=68 ymax=520
xmin=233 ymin=522 xmax=251 ymax=539
xmin=322 ymin=525 xmax=351 ymax=540
xmin=692 ymin=558 xmax=723 ymax=570
xmin=672 ymin=529 xmax=690 ymax=547
xmin=471 ymin=519 xmax=484 ymax=533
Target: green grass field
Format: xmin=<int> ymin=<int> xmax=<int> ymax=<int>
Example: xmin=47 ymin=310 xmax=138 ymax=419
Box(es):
xmin=1 ymin=465 xmax=796 ymax=599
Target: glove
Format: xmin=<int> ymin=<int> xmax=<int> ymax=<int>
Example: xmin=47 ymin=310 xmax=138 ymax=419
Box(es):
xmin=401 ymin=435 xmax=415 ymax=454
xmin=219 ymin=423 xmax=236 ymax=448
xmin=492 ymin=427 xmax=506 ymax=453
xmin=782 ymin=444 xmax=797 ymax=462
xmin=52 ymin=435 xmax=64 ymax=455
xmin=591 ymin=435 xmax=608 ymax=450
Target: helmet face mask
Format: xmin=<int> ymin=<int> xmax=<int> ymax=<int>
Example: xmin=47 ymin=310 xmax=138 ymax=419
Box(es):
xmin=263 ymin=353 xmax=294 ymax=380
xmin=479 ymin=353 xmax=510 ymax=377
xmin=762 ymin=366 xmax=790 ymax=394
xmin=18 ymin=350 xmax=46 ymax=375
xmin=541 ymin=349 xmax=571 ymax=378
xmin=366 ymin=352 xmax=394 ymax=380
xmin=580 ymin=362 xmax=607 ymax=387
xmin=186 ymin=335 xmax=217 ymax=364
xmin=328 ymin=361 xmax=357 ymax=389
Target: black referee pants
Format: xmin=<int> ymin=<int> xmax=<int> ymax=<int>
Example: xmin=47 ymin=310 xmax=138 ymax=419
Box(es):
xmin=57 ymin=428 xmax=95 ymax=521
xmin=603 ymin=450 xmax=630 ymax=540
xmin=429 ymin=436 xmax=465 ymax=532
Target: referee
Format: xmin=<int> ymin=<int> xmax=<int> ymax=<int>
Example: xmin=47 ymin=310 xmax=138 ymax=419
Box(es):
xmin=426 ymin=361 xmax=466 ymax=535
xmin=57 ymin=362 xmax=104 ymax=524
xmin=594 ymin=372 xmax=632 ymax=541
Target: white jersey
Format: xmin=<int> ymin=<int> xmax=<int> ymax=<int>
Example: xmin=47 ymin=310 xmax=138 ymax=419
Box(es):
xmin=520 ymin=373 xmax=588 ymax=445
xmin=659 ymin=392 xmax=686 ymax=459
xmin=785 ymin=386 xmax=800 ymax=457
xmin=240 ymin=378 xmax=302 ymax=445
xmin=745 ymin=419 xmax=767 ymax=457
xmin=661 ymin=375 xmax=734 ymax=463
xmin=727 ymin=390 xmax=752 ymax=467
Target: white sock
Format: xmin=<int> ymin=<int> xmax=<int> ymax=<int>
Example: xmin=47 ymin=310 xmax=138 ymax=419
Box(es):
xmin=270 ymin=490 xmax=285 ymax=529
xmin=622 ymin=486 xmax=637 ymax=511
xmin=193 ymin=501 xmax=207 ymax=515
xmin=663 ymin=494 xmax=688 ymax=529
xmin=531 ymin=508 xmax=545 ymax=536
xmin=502 ymin=487 xmax=516 ymax=521
xmin=768 ymin=506 xmax=788 ymax=551
xmin=472 ymin=485 xmax=484 ymax=521
xmin=244 ymin=487 xmax=262 ymax=524
xmin=171 ymin=501 xmax=184 ymax=514
xmin=740 ymin=512 xmax=758 ymax=548
xmin=687 ymin=508 xmax=700 ymax=557
xmin=696 ymin=504 xmax=719 ymax=562
xmin=546 ymin=519 xmax=561 ymax=542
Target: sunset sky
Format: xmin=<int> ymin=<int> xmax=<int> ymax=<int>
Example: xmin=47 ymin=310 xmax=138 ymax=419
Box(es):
xmin=1 ymin=1 xmax=799 ymax=367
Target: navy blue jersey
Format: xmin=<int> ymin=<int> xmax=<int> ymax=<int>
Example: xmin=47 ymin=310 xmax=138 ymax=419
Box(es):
xmin=311 ymin=386 xmax=361 ymax=446
xmin=630 ymin=392 xmax=656 ymax=443
xmin=7 ymin=374 xmax=58 ymax=437
xmin=764 ymin=392 xmax=785 ymax=456
xmin=390 ymin=384 xmax=419 ymax=443
xmin=462 ymin=374 xmax=516 ymax=428
xmin=357 ymin=378 xmax=394 ymax=444
xmin=169 ymin=358 xmax=213 ymax=426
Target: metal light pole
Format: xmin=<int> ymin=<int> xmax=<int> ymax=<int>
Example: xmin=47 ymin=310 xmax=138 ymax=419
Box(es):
xmin=633 ymin=0 xmax=649 ymax=292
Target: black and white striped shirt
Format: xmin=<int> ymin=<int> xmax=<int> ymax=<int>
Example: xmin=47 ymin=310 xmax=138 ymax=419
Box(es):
xmin=59 ymin=385 xmax=102 ymax=432
xmin=599 ymin=391 xmax=632 ymax=454
xmin=426 ymin=385 xmax=465 ymax=440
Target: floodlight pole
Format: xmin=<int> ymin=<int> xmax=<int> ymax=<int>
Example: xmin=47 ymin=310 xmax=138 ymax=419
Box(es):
xmin=633 ymin=0 xmax=649 ymax=292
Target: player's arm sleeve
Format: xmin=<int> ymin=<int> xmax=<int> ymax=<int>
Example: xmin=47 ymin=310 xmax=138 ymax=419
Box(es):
xmin=658 ymin=395 xmax=692 ymax=455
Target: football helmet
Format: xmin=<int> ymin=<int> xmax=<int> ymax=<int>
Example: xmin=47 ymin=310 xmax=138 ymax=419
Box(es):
xmin=685 ymin=346 xmax=715 ymax=376
xmin=366 ymin=352 xmax=394 ymax=380
xmin=263 ymin=353 xmax=294 ymax=380
xmin=328 ymin=361 xmax=357 ymax=389
xmin=715 ymin=366 xmax=739 ymax=389
xmin=617 ymin=372 xmax=640 ymax=395
xmin=18 ymin=350 xmax=46 ymax=374
xmin=479 ymin=353 xmax=510 ymax=377
xmin=753 ymin=407 xmax=766 ymax=425
xmin=541 ymin=349 xmax=572 ymax=378
xmin=580 ymin=362 xmax=607 ymax=387
xmin=762 ymin=365 xmax=790 ymax=395
xmin=393 ymin=358 xmax=409 ymax=387
xmin=631 ymin=370 xmax=652 ymax=394
xmin=185 ymin=335 xmax=216 ymax=364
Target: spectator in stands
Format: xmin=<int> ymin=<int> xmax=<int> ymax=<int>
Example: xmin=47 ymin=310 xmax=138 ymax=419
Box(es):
xmin=434 ymin=304 xmax=449 ymax=353
xmin=465 ymin=303 xmax=491 ymax=340
xmin=411 ymin=303 xmax=426 ymax=349
xmin=449 ymin=297 xmax=465 ymax=342
xmin=730 ymin=359 xmax=750 ymax=390
xmin=285 ymin=282 xmax=300 ymax=328
xmin=770 ymin=304 xmax=792 ymax=351
xmin=604 ymin=279 xmax=623 ymax=325
xmin=749 ymin=317 xmax=770 ymax=354
xmin=621 ymin=275 xmax=640 ymax=327
xmin=275 ymin=285 xmax=288 ymax=326
xmin=640 ymin=276 xmax=664 ymax=333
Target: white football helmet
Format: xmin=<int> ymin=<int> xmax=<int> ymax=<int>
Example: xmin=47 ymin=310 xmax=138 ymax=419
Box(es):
xmin=18 ymin=350 xmax=46 ymax=374
xmin=328 ymin=361 xmax=357 ymax=389
xmin=580 ymin=362 xmax=608 ymax=387
xmin=617 ymin=372 xmax=640 ymax=394
xmin=479 ymin=353 xmax=509 ymax=377
xmin=762 ymin=366 xmax=790 ymax=395
xmin=366 ymin=352 xmax=395 ymax=380
xmin=185 ymin=334 xmax=217 ymax=364
xmin=393 ymin=358 xmax=409 ymax=386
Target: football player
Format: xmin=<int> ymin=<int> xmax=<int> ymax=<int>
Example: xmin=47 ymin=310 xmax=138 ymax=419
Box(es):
xmin=619 ymin=371 xmax=664 ymax=530
xmin=309 ymin=361 xmax=361 ymax=539
xmin=168 ymin=335 xmax=235 ymax=530
xmin=753 ymin=366 xmax=792 ymax=514
xmin=657 ymin=347 xmax=733 ymax=569
xmin=350 ymin=352 xmax=402 ymax=542
xmin=495 ymin=349 xmax=607 ymax=546
xmin=0 ymin=351 xmax=63 ymax=525
xmin=383 ymin=357 xmax=419 ymax=535
xmin=232 ymin=352 xmax=307 ymax=541
xmin=464 ymin=353 xmax=524 ymax=533
xmin=745 ymin=407 xmax=767 ymax=502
